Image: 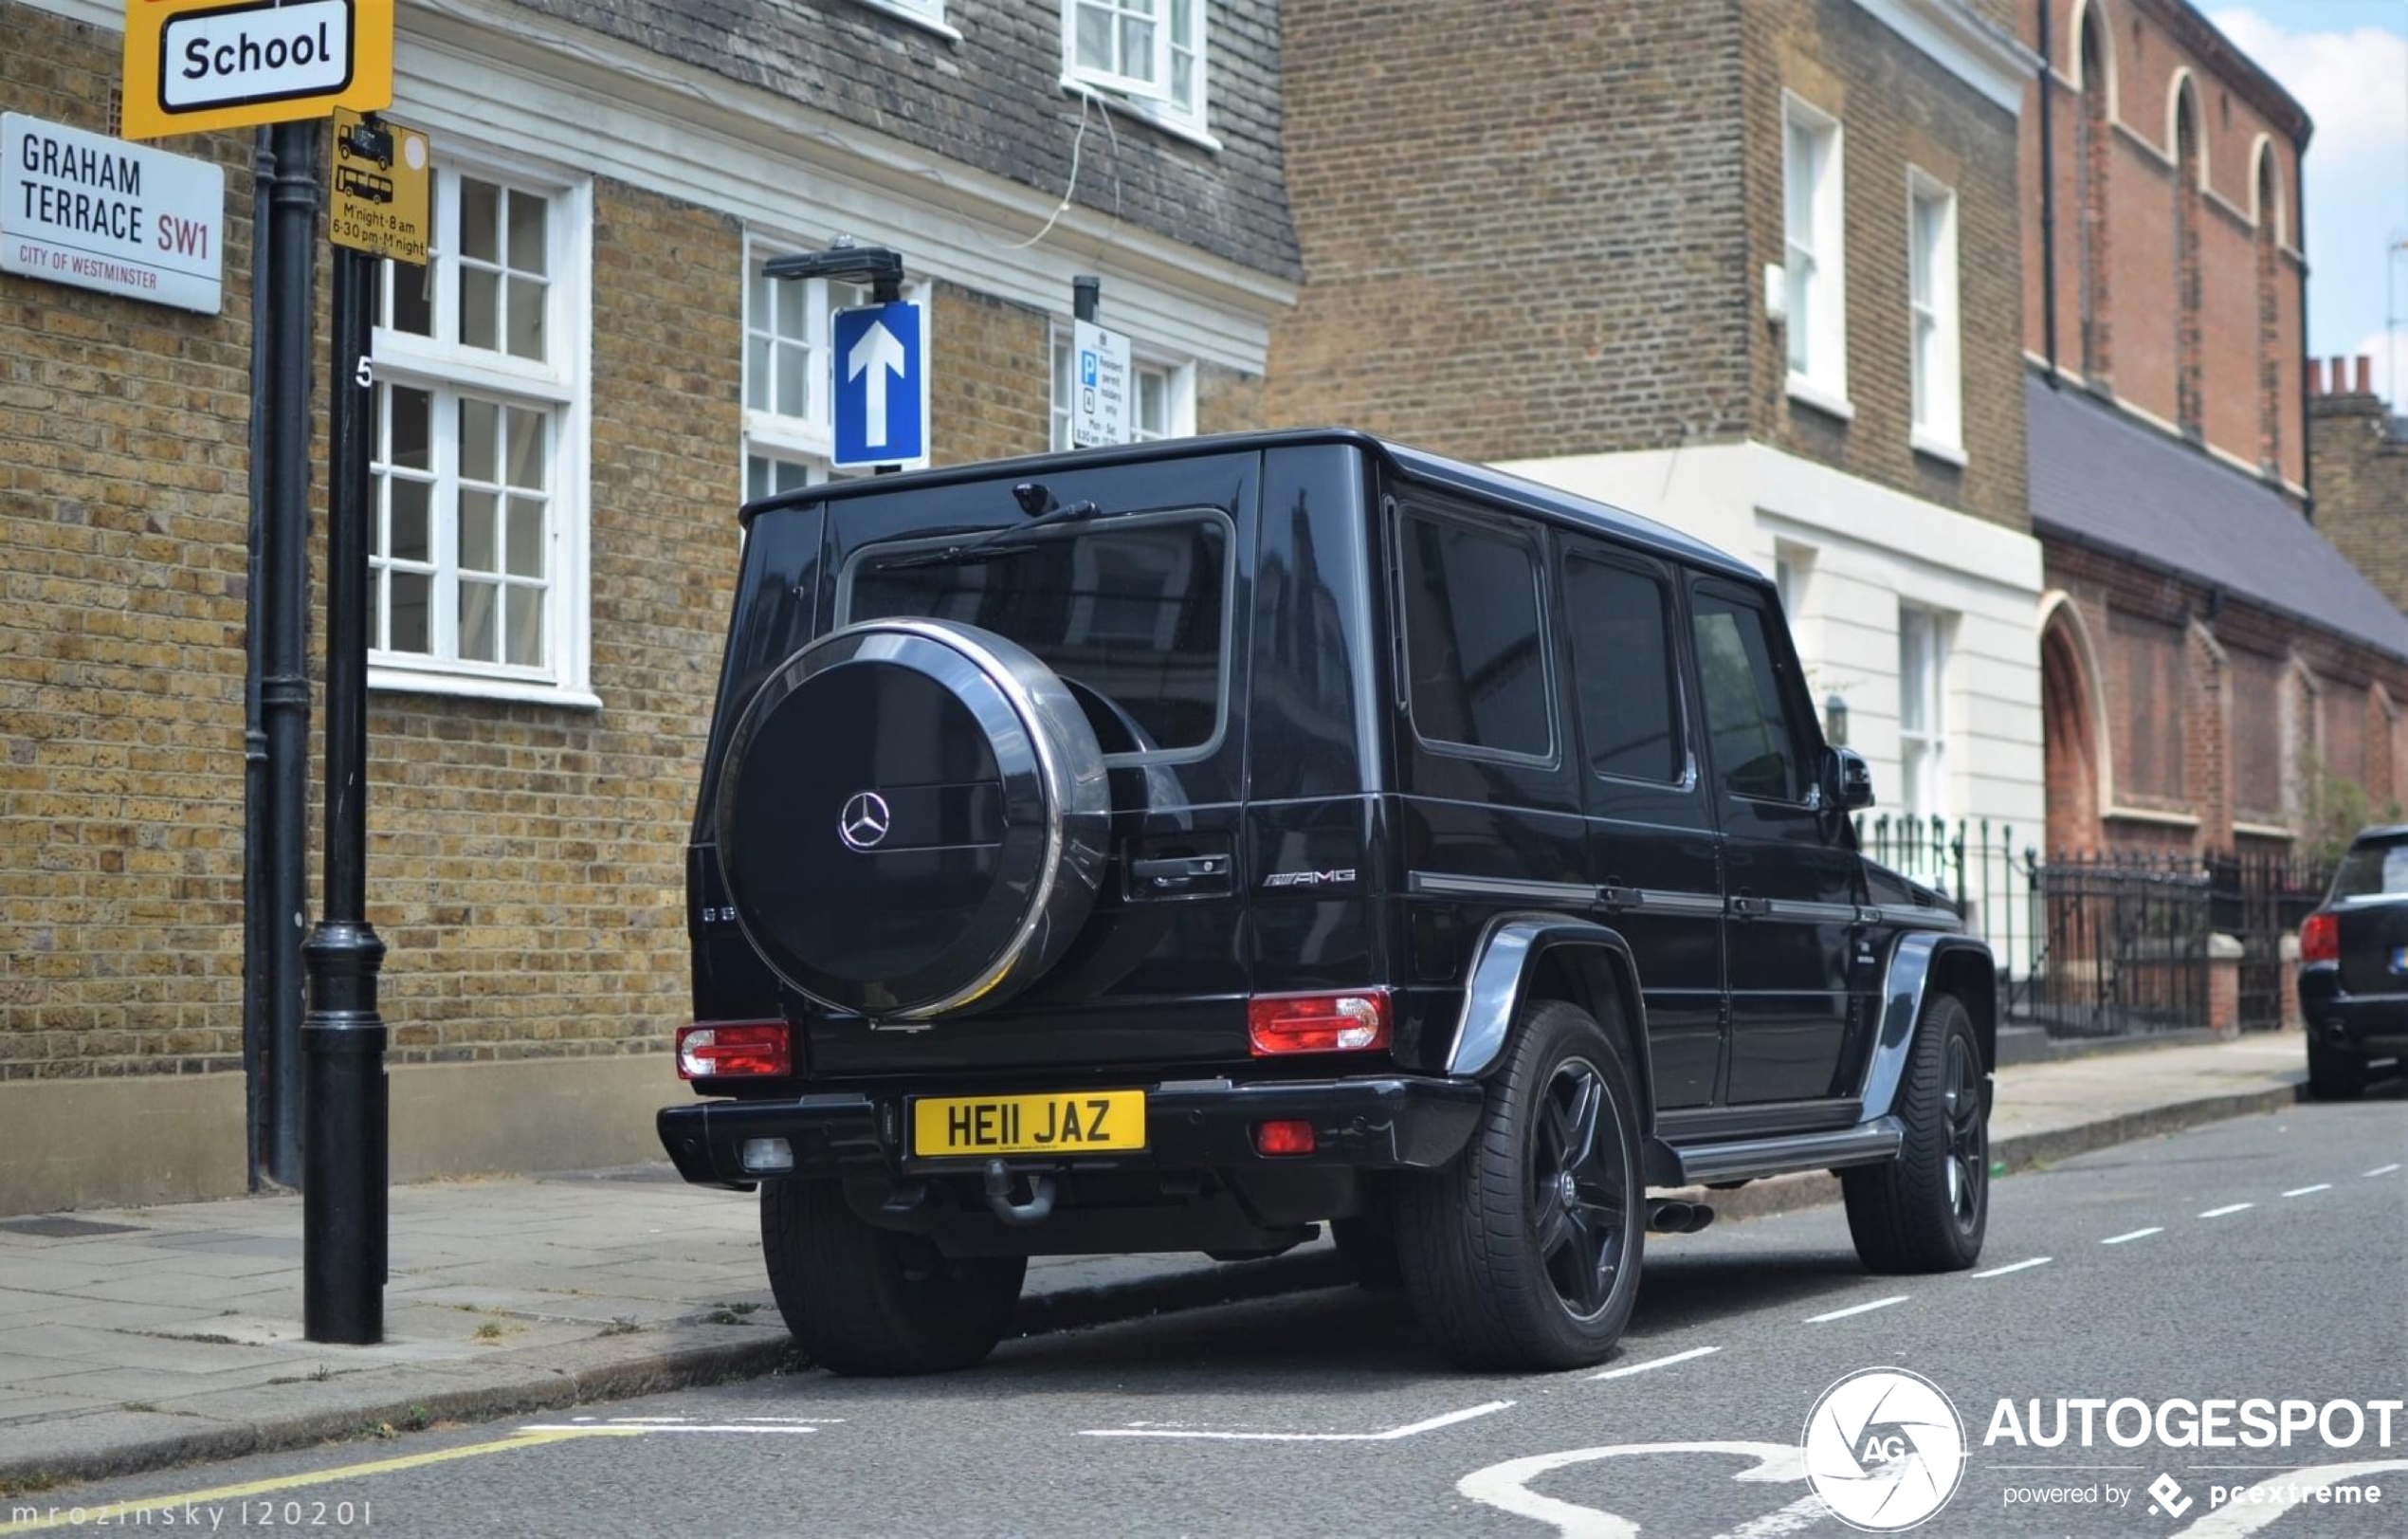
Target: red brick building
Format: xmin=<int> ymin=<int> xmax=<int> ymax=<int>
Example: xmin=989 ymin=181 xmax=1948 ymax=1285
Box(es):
xmin=2016 ymin=0 xmax=2408 ymax=863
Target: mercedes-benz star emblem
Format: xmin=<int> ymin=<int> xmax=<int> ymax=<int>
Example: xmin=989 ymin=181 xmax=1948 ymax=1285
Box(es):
xmin=838 ymin=791 xmax=891 ymax=852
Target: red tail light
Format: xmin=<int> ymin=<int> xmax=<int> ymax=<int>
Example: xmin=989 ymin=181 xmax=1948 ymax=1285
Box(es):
xmin=1252 ymin=1119 xmax=1317 ymax=1156
xmin=676 ymin=1021 xmax=791 ymax=1079
xmin=1248 ymin=989 xmax=1392 ymax=1055
xmin=2301 ymin=911 xmax=2340 ymax=965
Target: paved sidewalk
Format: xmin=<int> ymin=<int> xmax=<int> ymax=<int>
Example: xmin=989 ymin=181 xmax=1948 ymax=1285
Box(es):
xmin=0 ymin=1031 xmax=2312 ymax=1489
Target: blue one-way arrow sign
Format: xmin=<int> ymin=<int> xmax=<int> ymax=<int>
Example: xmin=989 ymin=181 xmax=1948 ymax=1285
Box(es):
xmin=831 ymin=300 xmax=926 ymax=467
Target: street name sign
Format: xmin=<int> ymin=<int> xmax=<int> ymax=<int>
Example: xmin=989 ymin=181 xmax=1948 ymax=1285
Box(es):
xmin=327 ymin=107 xmax=428 ymax=263
xmin=121 ymin=0 xmax=395 ymax=140
xmin=1069 ymin=318 xmax=1131 ymax=448
xmin=2 ymin=112 xmax=225 ymax=313
xmin=831 ymin=300 xmax=927 ymax=467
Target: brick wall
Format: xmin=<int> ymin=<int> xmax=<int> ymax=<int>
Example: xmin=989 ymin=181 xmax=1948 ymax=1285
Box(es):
xmin=2018 ymin=0 xmax=2308 ymax=487
xmin=0 ymin=0 xmax=1268 ymax=1088
xmin=2309 ymin=384 xmax=2408 ymax=610
xmin=0 ymin=5 xmax=258 ymax=1079
xmin=1743 ymin=0 xmax=2029 ymax=530
xmin=2043 ymin=536 xmax=2408 ymax=854
xmin=1261 ymin=0 xmax=1752 ymax=461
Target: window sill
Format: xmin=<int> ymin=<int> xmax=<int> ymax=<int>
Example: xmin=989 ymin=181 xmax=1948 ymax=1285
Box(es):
xmin=851 ymin=0 xmax=961 ymax=42
xmin=370 ymin=664 xmax=602 ymax=711
xmin=2232 ymin=821 xmax=2296 ymax=841
xmin=2103 ymin=805 xmax=2198 ymax=830
xmin=1057 ymin=75 xmax=1221 ymax=153
xmin=1784 ymin=375 xmax=1855 ymax=423
xmin=1909 ymin=430 xmax=1968 ymax=468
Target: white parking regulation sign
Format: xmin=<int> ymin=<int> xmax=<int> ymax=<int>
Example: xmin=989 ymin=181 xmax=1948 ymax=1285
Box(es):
xmin=1070 ymin=319 xmax=1131 ymax=448
xmin=1 ymin=113 xmax=226 ymax=314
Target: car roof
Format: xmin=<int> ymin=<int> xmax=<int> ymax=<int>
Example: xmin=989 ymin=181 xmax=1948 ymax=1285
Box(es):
xmin=2348 ymin=825 xmax=2408 ymax=846
xmin=749 ymin=428 xmax=1765 ymax=586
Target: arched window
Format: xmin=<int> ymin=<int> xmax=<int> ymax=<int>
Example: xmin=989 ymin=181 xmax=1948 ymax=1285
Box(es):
xmin=2075 ymin=4 xmax=2113 ymax=381
xmin=2173 ymin=80 xmax=2203 ymax=439
xmin=2253 ymin=143 xmax=2284 ymax=470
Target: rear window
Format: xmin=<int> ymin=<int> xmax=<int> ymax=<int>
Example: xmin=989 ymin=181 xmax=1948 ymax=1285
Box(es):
xmin=2328 ymin=840 xmax=2408 ymax=899
xmin=844 ymin=511 xmax=1231 ymax=757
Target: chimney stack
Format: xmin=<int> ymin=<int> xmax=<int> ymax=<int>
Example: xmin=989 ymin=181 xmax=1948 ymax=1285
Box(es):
xmin=2356 ymin=355 xmax=2373 ymax=395
xmin=2308 ymin=358 xmax=2324 ymax=395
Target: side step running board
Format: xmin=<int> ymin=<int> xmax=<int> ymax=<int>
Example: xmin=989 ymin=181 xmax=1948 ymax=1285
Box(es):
xmin=1655 ymin=1115 xmax=1906 ymax=1187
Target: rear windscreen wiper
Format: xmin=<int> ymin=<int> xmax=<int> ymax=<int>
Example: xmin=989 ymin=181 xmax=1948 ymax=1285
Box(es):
xmin=880 ymin=497 xmax=1109 ymax=569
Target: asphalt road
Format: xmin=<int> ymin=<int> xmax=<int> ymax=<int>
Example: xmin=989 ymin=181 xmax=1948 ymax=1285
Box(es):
xmin=10 ymin=1090 xmax=2403 ymax=1539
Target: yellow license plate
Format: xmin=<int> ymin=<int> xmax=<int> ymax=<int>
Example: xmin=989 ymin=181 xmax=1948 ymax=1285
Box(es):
xmin=911 ymin=1090 xmax=1146 ymax=1157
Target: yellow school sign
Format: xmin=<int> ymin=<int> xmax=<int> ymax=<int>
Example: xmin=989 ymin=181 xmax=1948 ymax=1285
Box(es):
xmin=121 ymin=0 xmax=393 ymax=140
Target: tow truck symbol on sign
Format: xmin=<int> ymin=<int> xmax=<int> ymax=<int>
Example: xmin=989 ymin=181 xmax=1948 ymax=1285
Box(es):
xmin=335 ymin=116 xmax=393 ymax=204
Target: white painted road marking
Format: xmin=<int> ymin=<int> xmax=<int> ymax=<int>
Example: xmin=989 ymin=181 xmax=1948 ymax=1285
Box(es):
xmin=1457 ymin=1440 xmax=1807 ymax=1539
xmin=1082 ymin=1399 xmax=1512 ymax=1442
xmin=2364 ymin=1163 xmax=2401 ymax=1178
xmin=1804 ymin=1295 xmax=1907 ymax=1323
xmin=2102 ymin=1227 xmax=2162 ymax=1244
xmin=1589 ymin=1345 xmax=1721 ymax=1381
xmin=2282 ymin=1183 xmax=2331 ymax=1197
xmin=2198 ymin=1202 xmax=2254 ymax=1218
xmin=1971 ymin=1256 xmax=2052 ymax=1278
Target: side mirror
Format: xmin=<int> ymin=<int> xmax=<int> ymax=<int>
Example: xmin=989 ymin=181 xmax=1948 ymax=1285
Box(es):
xmin=1830 ymin=747 xmax=1875 ymax=811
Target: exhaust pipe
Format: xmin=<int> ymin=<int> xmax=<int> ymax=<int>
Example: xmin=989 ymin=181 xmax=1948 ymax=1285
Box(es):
xmin=1647 ymin=1198 xmax=1716 ymax=1235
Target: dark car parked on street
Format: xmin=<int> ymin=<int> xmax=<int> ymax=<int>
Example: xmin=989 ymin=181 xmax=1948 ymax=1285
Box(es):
xmin=2296 ymin=826 xmax=2408 ymax=1098
xmin=658 ymin=431 xmax=1998 ymax=1375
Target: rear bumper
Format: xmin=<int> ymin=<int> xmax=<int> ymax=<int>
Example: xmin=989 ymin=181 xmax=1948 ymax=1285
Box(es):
xmin=2297 ymin=966 xmax=2408 ymax=1054
xmin=657 ymin=1073 xmax=1487 ymax=1188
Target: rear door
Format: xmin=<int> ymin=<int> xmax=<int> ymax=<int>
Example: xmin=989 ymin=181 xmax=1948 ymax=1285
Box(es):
xmin=1558 ymin=537 xmax=1724 ymax=1108
xmin=1687 ymin=578 xmax=1861 ymax=1105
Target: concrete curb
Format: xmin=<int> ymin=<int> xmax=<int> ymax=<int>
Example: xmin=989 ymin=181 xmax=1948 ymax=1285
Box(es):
xmin=0 ymin=1078 xmax=2306 ymax=1496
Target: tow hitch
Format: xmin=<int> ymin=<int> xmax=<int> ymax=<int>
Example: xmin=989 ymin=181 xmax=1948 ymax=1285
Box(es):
xmin=982 ymin=1160 xmax=1058 ymax=1226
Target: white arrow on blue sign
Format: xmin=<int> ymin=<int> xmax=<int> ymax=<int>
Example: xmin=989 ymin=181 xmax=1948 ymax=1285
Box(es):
xmin=830 ymin=300 xmax=927 ymax=467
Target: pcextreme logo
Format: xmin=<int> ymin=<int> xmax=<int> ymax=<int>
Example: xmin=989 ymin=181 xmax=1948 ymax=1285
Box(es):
xmin=1803 ymin=1367 xmax=1969 ymax=1531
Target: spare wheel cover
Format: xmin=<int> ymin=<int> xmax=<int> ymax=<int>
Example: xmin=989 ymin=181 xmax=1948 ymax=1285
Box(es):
xmin=716 ymin=618 xmax=1109 ymax=1019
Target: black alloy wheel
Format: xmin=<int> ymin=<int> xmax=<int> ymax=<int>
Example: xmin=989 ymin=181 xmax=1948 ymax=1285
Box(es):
xmin=1843 ymin=992 xmax=1989 ymax=1273
xmin=1530 ymin=1055 xmax=1633 ymax=1320
xmin=1394 ymin=998 xmax=1647 ymax=1371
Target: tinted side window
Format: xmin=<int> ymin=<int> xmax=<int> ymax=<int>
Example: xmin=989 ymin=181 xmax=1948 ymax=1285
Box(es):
xmin=1563 ymin=555 xmax=1681 ymax=783
xmin=1691 ymin=591 xmax=1806 ymax=802
xmin=1399 ymin=511 xmax=1552 ymax=759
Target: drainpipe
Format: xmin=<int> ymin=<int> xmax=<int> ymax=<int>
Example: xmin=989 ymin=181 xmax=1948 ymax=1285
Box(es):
xmin=2296 ymin=155 xmax=2313 ymax=521
xmin=260 ymin=119 xmax=322 ymax=1186
xmin=2037 ymin=0 xmax=2060 ymax=383
xmin=241 ymin=126 xmax=272 ymax=1191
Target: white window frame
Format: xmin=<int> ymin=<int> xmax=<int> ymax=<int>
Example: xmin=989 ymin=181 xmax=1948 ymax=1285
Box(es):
xmin=1049 ymin=326 xmax=1195 ymax=450
xmin=851 ymin=0 xmax=959 ymax=43
xmin=1060 ymin=0 xmax=1213 ymax=146
xmin=741 ymin=235 xmax=929 ymax=488
xmin=1897 ymin=602 xmax=1950 ymax=822
xmin=1906 ymin=168 xmax=1964 ymax=465
xmin=368 ymin=149 xmax=595 ymax=709
xmin=1781 ymin=92 xmax=1851 ymax=419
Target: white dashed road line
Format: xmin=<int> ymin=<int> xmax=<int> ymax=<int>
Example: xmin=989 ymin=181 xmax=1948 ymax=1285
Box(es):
xmin=1081 ymin=1400 xmax=1513 ymax=1442
xmin=1589 ymin=1345 xmax=1721 ymax=1381
xmin=2198 ymin=1202 xmax=2254 ymax=1218
xmin=2365 ymin=1163 xmax=2401 ymax=1179
xmin=1805 ymin=1295 xmax=1908 ymax=1324
xmin=2283 ymin=1183 xmax=2332 ymax=1197
xmin=2101 ymin=1227 xmax=2162 ymax=1245
xmin=1971 ymin=1256 xmax=2052 ymax=1278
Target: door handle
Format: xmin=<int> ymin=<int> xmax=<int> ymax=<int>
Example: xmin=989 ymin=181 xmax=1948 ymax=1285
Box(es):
xmin=1730 ymin=892 xmax=1772 ymax=918
xmin=1131 ymin=854 xmax=1230 ymax=890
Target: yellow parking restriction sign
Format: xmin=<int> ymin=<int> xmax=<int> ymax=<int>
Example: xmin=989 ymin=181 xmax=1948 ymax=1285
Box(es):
xmin=327 ymin=109 xmax=428 ymax=263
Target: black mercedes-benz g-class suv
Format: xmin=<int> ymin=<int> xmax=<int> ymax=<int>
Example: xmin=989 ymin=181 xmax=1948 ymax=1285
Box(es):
xmin=659 ymin=430 xmax=1997 ymax=1375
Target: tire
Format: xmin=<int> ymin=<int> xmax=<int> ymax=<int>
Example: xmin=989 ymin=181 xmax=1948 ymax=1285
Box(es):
xmin=1331 ymin=1213 xmax=1404 ymax=1291
xmin=1844 ymin=993 xmax=1988 ymax=1273
xmin=760 ymin=1180 xmax=1026 ymax=1375
xmin=2308 ymin=1035 xmax=2367 ymax=1101
xmin=1393 ymin=999 xmax=1646 ymax=1371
